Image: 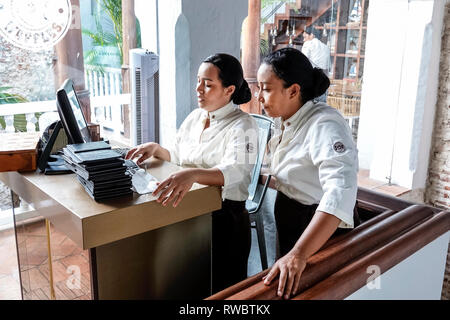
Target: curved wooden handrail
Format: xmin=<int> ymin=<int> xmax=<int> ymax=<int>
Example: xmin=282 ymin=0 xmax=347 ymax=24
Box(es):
xmin=294 ymin=210 xmax=450 ymax=300
xmin=207 ymin=204 xmax=435 ymax=300
xmin=320 ymin=209 xmax=396 ymax=250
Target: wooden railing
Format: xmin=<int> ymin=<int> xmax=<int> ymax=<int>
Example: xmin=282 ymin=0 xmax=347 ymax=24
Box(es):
xmin=207 ymin=187 xmax=448 ymax=300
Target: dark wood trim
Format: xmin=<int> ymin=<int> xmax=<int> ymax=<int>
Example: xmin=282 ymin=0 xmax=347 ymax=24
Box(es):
xmin=356 ymin=199 xmax=390 ymax=214
xmin=357 ymin=187 xmax=440 ymax=213
xmin=88 ymin=248 xmax=99 ymax=300
xmin=320 ymin=209 xmax=395 ymax=250
xmin=207 ymin=203 xmax=435 ymax=300
xmin=295 ymin=210 xmax=450 ymax=300
xmin=206 ymin=269 xmax=270 ymax=300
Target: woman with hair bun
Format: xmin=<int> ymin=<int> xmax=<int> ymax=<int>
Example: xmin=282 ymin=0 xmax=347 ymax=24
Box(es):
xmin=256 ymin=48 xmax=360 ymax=299
xmin=127 ymin=53 xmax=258 ymax=293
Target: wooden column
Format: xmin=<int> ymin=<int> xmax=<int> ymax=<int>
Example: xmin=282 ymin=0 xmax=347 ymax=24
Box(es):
xmin=241 ymin=0 xmax=261 ymax=114
xmin=53 ymin=0 xmax=91 ymax=123
xmin=121 ymin=0 xmax=137 ymax=139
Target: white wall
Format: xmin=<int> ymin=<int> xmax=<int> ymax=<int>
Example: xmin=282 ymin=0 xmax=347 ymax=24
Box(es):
xmin=137 ymin=0 xmax=247 ymax=148
xmin=153 ymin=0 xmax=182 ymax=148
xmin=346 ymin=232 xmax=449 ymax=300
xmin=357 ymin=0 xmax=445 ymax=191
xmin=135 ymin=0 xmax=159 ymax=54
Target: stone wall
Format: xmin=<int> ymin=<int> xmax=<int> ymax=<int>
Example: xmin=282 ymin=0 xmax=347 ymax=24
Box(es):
xmin=425 ymin=2 xmax=450 ymax=300
xmin=0 ymin=36 xmax=56 ymax=210
xmin=0 ymin=37 xmax=55 ymax=102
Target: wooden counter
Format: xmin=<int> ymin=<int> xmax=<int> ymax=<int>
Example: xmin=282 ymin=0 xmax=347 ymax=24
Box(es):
xmin=1 ymin=158 xmax=222 ymax=299
xmin=0 ymin=158 xmax=221 ymax=249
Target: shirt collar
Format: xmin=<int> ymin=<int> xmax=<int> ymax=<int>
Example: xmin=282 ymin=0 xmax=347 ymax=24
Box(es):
xmin=201 ymin=101 xmax=236 ymax=122
xmin=281 ymin=100 xmax=316 ymax=130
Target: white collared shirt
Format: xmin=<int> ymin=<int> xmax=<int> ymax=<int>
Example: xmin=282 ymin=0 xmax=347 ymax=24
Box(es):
xmin=267 ymin=100 xmax=358 ymax=228
xmin=301 ymin=38 xmax=330 ymax=72
xmin=168 ymin=101 xmax=258 ymax=201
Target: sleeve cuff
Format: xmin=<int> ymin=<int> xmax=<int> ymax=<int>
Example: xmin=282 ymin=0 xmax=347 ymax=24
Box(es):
xmin=316 ymin=203 xmax=354 ymax=229
xmin=167 ymin=146 xmax=179 ymax=165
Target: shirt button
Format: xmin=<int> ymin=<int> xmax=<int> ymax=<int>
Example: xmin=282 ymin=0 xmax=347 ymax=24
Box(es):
xmin=212 ymin=115 xmax=215 ymax=119
xmin=286 ymin=122 xmax=291 ymax=126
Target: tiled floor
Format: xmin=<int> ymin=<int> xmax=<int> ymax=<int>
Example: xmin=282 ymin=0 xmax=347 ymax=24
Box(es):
xmin=0 ymin=217 xmax=91 ymax=300
xmin=0 ymin=228 xmax=21 ymax=300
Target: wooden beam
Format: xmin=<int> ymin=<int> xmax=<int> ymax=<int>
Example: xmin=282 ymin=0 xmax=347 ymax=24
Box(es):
xmin=121 ymin=0 xmax=137 ymax=139
xmin=241 ymin=0 xmax=262 ymax=114
xmin=53 ymin=0 xmax=91 ymax=123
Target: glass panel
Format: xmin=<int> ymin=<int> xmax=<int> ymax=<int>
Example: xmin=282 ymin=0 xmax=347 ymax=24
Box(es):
xmin=259 ymin=0 xmax=366 ymax=149
xmin=9 ymin=192 xmax=92 ymax=300
xmin=0 ymin=188 xmax=21 ymax=300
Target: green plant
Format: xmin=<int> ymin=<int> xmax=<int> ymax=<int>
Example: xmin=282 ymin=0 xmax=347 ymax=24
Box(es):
xmin=0 ymin=86 xmax=27 ymax=104
xmin=82 ymin=0 xmax=142 ymax=69
xmin=0 ymin=87 xmax=29 ymax=132
xmin=260 ymin=38 xmax=270 ymax=57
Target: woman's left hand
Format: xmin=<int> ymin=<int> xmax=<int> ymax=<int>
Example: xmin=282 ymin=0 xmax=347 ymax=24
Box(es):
xmin=262 ymin=252 xmax=307 ymax=300
xmin=152 ymin=169 xmax=197 ymax=207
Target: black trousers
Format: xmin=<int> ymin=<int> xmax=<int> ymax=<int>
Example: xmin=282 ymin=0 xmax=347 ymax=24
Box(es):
xmin=274 ymin=191 xmax=361 ymax=257
xmin=211 ymin=199 xmax=251 ymax=294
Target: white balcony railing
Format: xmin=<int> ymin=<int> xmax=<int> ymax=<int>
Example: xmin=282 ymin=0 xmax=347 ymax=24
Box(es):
xmin=0 ymin=65 xmax=129 ymax=135
xmin=84 ymin=65 xmax=125 ymax=132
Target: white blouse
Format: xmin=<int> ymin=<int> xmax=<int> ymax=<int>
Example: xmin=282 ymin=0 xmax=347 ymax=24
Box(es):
xmin=266 ymin=100 xmax=358 ymax=228
xmin=168 ymin=101 xmax=259 ymax=202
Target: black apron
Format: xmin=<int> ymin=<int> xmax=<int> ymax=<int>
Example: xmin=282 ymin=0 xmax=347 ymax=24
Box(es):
xmin=211 ymin=199 xmax=251 ymax=294
xmin=274 ymin=191 xmax=360 ymax=257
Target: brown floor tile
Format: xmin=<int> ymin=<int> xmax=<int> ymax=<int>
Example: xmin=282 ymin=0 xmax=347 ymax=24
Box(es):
xmin=374 ymin=184 xmax=410 ymax=197
xmin=357 ymin=176 xmax=386 ymax=189
xmin=80 ymin=249 xmax=89 ymax=260
xmin=26 ymin=267 xmax=49 ymax=291
xmin=0 ymin=229 xmax=17 ymax=254
xmin=0 ymin=274 xmax=21 ymax=300
xmin=0 ymin=251 xmax=20 ymax=278
xmin=59 ymin=254 xmax=90 ymax=275
xmin=51 ymin=236 xmax=78 ymax=258
xmin=74 ymin=294 xmax=91 ymax=300
xmin=22 ymin=220 xmax=46 ymax=237
xmin=29 ymin=287 xmax=50 ymax=300
xmin=23 ymin=235 xmax=48 ymax=266
xmin=38 ymin=260 xmax=71 ymax=284
xmin=80 ymin=273 xmax=92 ymax=294
xmin=54 ymin=281 xmax=77 ymax=300
xmin=0 ymin=227 xmax=15 ymax=239
xmin=48 ymin=229 xmax=69 ymax=247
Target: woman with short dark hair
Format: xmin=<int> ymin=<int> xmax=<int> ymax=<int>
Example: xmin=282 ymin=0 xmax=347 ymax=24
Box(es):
xmin=257 ymin=47 xmax=359 ymax=299
xmin=127 ymin=53 xmax=258 ymax=293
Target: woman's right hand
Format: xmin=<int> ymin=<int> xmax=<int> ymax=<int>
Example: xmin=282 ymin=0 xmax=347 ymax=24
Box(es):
xmin=125 ymin=142 xmax=160 ymax=165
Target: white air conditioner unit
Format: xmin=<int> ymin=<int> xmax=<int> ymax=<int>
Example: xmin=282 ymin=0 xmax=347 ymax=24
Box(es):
xmin=130 ymin=49 xmax=159 ymax=146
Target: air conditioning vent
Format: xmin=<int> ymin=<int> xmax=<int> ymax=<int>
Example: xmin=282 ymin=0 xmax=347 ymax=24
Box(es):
xmin=130 ymin=49 xmax=159 ymax=146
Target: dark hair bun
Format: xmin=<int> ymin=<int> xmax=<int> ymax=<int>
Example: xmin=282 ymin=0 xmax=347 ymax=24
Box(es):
xmin=233 ymin=80 xmax=251 ymax=105
xmin=312 ymin=68 xmax=330 ymax=98
xmin=263 ymin=48 xmax=330 ymax=102
xmin=203 ymin=53 xmax=250 ymax=105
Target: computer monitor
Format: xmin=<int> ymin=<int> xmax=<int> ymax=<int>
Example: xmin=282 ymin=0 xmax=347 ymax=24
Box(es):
xmin=56 ymin=78 xmax=91 ymax=144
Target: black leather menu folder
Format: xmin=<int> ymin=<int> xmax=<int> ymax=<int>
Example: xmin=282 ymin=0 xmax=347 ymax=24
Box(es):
xmin=67 ymin=141 xmax=112 ymax=153
xmin=63 ymin=147 xmax=121 ymax=165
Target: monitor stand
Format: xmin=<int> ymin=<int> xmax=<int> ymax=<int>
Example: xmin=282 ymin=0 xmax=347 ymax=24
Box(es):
xmin=37 ymin=120 xmax=72 ymax=175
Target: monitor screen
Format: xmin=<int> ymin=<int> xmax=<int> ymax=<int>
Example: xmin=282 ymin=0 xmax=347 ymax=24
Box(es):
xmin=56 ymin=79 xmax=91 ymax=144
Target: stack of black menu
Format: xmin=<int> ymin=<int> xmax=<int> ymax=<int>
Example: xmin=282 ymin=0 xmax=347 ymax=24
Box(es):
xmin=62 ymin=141 xmax=133 ymax=201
